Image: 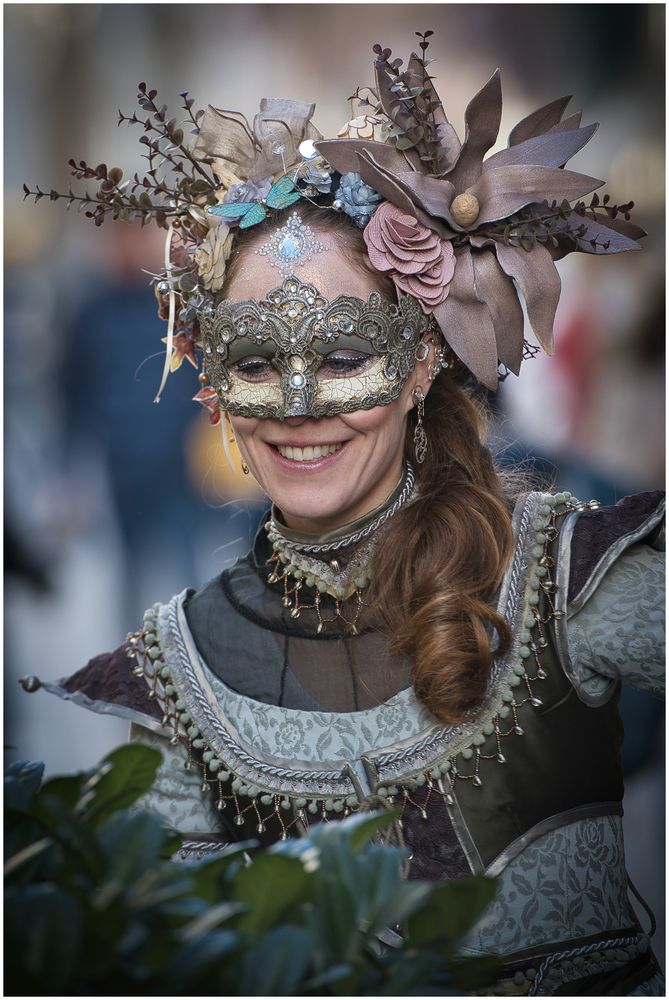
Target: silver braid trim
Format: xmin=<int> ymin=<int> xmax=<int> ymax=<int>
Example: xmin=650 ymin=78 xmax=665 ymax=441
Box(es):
xmin=528 ymin=932 xmax=646 ymax=996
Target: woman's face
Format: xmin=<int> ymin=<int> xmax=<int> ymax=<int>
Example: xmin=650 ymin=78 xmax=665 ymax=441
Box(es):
xmin=225 ymin=230 xmax=433 ymax=533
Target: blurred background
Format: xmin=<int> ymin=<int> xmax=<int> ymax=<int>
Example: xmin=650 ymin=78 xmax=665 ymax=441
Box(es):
xmin=4 ymin=3 xmax=664 ymax=959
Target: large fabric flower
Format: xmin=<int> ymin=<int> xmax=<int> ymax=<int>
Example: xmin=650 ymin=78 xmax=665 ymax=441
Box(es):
xmin=195 ymin=98 xmax=322 ymax=187
xmin=364 ymin=201 xmax=455 ymax=311
xmin=336 ymin=171 xmax=383 ymax=227
xmin=315 ymin=52 xmax=644 ymax=388
xmin=223 ymin=176 xmax=273 ymax=205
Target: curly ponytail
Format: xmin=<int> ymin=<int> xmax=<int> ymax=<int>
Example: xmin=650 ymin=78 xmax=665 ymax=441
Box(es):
xmin=368 ymin=373 xmax=516 ymax=724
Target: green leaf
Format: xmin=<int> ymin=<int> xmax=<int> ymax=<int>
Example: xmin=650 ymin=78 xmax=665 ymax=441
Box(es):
xmin=5 ymin=883 xmax=83 ymax=993
xmin=31 ymin=794 xmax=104 ymax=879
xmin=4 ymin=837 xmax=53 ymax=880
xmin=96 ymin=810 xmax=173 ymax=901
xmin=240 ymin=925 xmax=313 ymax=996
xmin=166 ymin=929 xmax=241 ymax=989
xmin=40 ymin=773 xmax=87 ymax=811
xmin=123 ymin=867 xmax=197 ymax=911
xmin=181 ymin=900 xmax=245 ymax=941
xmin=351 ymin=844 xmax=408 ymax=933
xmin=306 ymin=809 xmax=400 ymax=854
xmin=306 ymin=843 xmax=369 ymax=961
xmin=83 ymin=744 xmax=162 ymax=825
xmin=407 ymin=876 xmax=497 ymax=947
xmin=188 ymin=841 xmax=257 ymax=903
xmin=233 ymin=853 xmax=313 ymax=935
xmin=372 ymin=950 xmax=442 ymax=996
xmin=365 ymin=869 xmax=433 ymax=934
xmin=4 ymin=813 xmax=50 ymax=882
xmin=6 ymin=759 xmax=45 ymax=791
xmin=302 ymin=962 xmax=354 ymax=992
xmin=350 ymin=810 xmax=402 ymax=851
xmin=4 ymin=760 xmax=44 ymax=810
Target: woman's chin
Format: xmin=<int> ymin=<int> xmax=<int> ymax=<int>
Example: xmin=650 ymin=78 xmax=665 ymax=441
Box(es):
xmin=271 ymin=490 xmax=354 ymax=532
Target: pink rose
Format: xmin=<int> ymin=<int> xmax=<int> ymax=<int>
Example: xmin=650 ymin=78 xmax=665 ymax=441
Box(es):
xmin=364 ymin=201 xmax=455 ymax=313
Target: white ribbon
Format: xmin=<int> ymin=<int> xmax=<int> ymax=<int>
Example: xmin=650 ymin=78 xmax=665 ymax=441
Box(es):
xmin=154 ymin=222 xmax=176 ymax=403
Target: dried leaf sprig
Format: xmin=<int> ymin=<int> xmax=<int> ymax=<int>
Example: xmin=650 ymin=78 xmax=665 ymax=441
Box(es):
xmin=473 ymin=195 xmax=639 ymax=254
xmin=24 ymin=83 xmax=219 ymax=236
xmin=349 ymin=32 xmax=446 ymax=172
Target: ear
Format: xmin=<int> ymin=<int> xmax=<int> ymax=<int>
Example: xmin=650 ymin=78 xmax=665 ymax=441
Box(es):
xmin=402 ymin=335 xmax=440 ymax=414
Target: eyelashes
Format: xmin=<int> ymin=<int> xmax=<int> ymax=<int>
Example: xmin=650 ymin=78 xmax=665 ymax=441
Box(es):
xmin=320 ymin=352 xmax=374 ymax=377
xmin=231 ymin=351 xmax=374 ymax=383
xmin=233 ymin=358 xmax=275 ymax=382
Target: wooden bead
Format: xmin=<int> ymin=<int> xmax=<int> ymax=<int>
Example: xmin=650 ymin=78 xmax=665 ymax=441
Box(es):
xmin=450 ymin=192 xmax=480 ymax=227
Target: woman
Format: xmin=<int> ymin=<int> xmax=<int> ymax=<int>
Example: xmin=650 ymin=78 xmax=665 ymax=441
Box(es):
xmin=22 ymin=36 xmax=664 ymax=995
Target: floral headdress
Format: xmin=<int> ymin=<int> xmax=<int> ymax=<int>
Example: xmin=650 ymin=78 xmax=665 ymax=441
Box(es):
xmin=25 ymin=31 xmax=644 ymax=413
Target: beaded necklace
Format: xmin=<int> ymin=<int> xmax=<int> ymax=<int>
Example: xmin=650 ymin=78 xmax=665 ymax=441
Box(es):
xmin=264 ymin=463 xmax=417 ymax=633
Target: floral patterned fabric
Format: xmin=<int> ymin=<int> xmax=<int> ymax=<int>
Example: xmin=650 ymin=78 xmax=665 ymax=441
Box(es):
xmin=459 ymin=814 xmax=634 ymax=956
xmin=568 ymin=542 xmax=665 ymax=701
xmin=129 ymin=724 xmax=225 ymax=834
xmin=204 ymin=677 xmax=433 ymax=762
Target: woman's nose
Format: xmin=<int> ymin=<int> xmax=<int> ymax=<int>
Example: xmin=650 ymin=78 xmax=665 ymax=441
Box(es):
xmin=284 ymin=415 xmax=313 ymax=427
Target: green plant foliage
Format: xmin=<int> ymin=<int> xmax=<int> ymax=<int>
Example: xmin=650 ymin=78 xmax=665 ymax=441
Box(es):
xmin=5 ymin=746 xmax=499 ymax=995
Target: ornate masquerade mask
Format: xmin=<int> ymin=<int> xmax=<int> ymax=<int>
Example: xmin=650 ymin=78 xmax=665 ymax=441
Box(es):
xmin=200 ymin=275 xmax=433 ymax=419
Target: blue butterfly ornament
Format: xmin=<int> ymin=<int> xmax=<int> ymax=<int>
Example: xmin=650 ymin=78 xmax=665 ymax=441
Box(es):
xmin=208 ymin=175 xmax=301 ymax=229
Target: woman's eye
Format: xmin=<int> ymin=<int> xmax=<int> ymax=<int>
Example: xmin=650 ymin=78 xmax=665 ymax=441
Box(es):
xmin=231 ymin=357 xmax=277 ymax=382
xmin=319 ymin=352 xmax=373 ymax=378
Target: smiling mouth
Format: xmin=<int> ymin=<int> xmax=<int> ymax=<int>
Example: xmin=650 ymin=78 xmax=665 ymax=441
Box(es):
xmin=275 ymin=443 xmax=343 ymax=462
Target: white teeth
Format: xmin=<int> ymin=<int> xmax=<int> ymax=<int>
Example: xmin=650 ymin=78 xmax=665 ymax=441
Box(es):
xmin=277 ymin=443 xmax=342 ymax=462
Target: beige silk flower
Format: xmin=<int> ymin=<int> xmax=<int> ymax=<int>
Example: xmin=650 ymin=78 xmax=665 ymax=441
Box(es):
xmin=195 ymin=98 xmax=322 ymax=183
xmin=337 ymin=114 xmax=389 ymax=143
xmin=195 ymin=223 xmax=234 ymax=293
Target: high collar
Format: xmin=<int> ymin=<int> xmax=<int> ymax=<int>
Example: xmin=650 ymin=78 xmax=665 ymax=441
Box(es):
xmin=270 ymin=462 xmax=414 ymax=550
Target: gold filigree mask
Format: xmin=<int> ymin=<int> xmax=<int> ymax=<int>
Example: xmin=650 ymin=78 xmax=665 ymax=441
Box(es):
xmin=199 ymin=276 xmax=433 ymax=419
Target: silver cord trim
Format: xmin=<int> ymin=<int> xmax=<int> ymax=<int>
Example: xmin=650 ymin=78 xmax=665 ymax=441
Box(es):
xmin=268 ymin=462 xmax=416 ymax=554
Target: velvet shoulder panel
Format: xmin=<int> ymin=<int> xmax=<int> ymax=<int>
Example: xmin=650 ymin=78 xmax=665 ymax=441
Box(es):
xmin=62 ymin=644 xmax=163 ymax=723
xmin=568 ymin=490 xmax=665 ymax=606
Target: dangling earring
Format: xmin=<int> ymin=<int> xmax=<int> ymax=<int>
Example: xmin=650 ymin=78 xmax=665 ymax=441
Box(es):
xmin=225 ymin=413 xmax=249 ymax=475
xmin=428 ymin=345 xmax=449 ymax=381
xmin=412 ymin=387 xmax=427 ymax=464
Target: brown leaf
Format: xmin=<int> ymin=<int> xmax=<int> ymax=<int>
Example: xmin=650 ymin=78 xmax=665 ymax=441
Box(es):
xmin=471 ymin=250 xmax=524 ymax=374
xmin=469 ymin=165 xmax=604 ymax=227
xmin=507 ymin=96 xmax=571 ymax=146
xmin=494 ymin=242 xmax=561 ymax=354
xmin=448 ymin=70 xmax=502 ymax=192
xmin=432 ymin=248 xmax=499 ymax=389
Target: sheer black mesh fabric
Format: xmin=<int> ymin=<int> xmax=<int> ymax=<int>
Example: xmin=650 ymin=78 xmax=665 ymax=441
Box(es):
xmin=184 ymin=525 xmax=412 ymax=712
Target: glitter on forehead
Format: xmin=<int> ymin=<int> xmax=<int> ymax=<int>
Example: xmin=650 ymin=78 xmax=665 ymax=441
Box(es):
xmin=255 ymin=212 xmax=328 ymax=278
